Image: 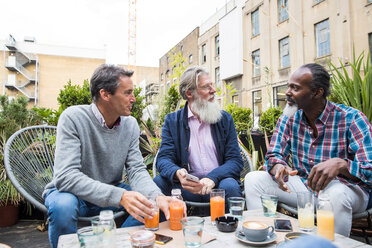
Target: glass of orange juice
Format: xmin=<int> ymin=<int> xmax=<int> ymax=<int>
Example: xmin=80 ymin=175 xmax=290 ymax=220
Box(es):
xmin=317 ymin=193 xmax=334 ymax=241
xmin=210 ymin=189 xmax=225 ymax=223
xmin=144 ymin=197 xmax=159 ymax=231
xmin=296 ymin=191 xmax=314 ymax=232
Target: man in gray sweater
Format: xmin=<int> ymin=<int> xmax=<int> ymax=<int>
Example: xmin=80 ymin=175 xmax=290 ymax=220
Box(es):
xmin=43 ymin=64 xmax=175 ymax=248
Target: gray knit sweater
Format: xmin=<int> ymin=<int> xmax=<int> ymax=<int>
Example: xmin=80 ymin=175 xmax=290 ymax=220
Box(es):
xmin=43 ymin=104 xmax=162 ymax=207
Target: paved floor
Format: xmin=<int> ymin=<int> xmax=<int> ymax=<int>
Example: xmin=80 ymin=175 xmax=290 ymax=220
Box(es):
xmin=0 ymin=220 xmax=49 ymax=248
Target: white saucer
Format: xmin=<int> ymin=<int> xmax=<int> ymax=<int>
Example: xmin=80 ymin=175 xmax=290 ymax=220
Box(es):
xmin=235 ymin=230 xmax=277 ymax=246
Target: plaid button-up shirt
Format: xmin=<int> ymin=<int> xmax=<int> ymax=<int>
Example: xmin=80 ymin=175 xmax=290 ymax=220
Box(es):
xmin=264 ymin=100 xmax=372 ymax=192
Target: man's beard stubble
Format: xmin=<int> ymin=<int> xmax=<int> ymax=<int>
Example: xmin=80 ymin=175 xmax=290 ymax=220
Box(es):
xmin=283 ymin=102 xmax=299 ymax=118
xmin=190 ymin=94 xmax=222 ymax=124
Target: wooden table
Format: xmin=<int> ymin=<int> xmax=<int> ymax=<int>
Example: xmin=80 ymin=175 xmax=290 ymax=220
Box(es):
xmin=58 ymin=209 xmax=370 ymax=247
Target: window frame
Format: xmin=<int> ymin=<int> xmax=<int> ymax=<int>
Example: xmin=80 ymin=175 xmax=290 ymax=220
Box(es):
xmin=252 ymin=90 xmax=262 ymax=127
xmin=252 ymin=49 xmax=261 ymax=77
xmin=201 ymin=44 xmax=207 ymax=63
xmin=278 ymin=0 xmax=289 ymax=23
xmin=279 ymin=36 xmax=290 ymax=68
xmin=273 ymin=84 xmax=288 ymax=109
xmin=189 ymin=54 xmax=193 ymax=64
xmin=252 ymin=9 xmax=260 ymax=37
xmin=315 ymin=19 xmax=331 ymax=57
xmin=215 ymin=35 xmax=220 ymax=56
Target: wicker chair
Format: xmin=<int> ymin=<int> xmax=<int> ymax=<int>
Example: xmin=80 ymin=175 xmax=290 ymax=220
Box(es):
xmin=152 ymin=143 xmax=254 ymax=212
xmin=4 ymin=125 xmax=126 ymax=223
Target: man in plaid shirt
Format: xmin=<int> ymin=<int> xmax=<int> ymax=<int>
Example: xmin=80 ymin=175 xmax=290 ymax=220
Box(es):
xmin=244 ymin=63 xmax=371 ymax=236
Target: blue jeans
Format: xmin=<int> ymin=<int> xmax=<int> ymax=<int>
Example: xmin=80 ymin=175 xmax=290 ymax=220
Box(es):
xmin=44 ymin=183 xmax=140 ymax=248
xmin=154 ymin=176 xmax=242 ymax=210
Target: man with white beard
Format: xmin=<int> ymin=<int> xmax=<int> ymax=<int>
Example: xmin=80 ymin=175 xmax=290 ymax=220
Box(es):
xmin=154 ymin=66 xmax=243 ymax=205
xmin=244 ymin=63 xmax=371 ymax=237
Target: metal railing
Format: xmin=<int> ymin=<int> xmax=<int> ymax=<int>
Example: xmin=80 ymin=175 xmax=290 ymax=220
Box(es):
xmin=6 ymin=61 xmax=35 ymax=80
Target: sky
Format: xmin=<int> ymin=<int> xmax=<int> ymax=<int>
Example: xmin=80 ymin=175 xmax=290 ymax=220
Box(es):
xmin=0 ymin=0 xmax=227 ymax=67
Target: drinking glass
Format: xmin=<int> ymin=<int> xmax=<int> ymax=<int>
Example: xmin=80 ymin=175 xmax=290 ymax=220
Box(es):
xmin=228 ymin=197 xmax=245 ymax=220
xmin=144 ymin=196 xmax=159 ymax=231
xmin=260 ymin=194 xmax=278 ymax=217
xmin=181 ymin=217 xmax=204 ymax=248
xmin=210 ymin=189 xmax=225 ymax=222
xmin=77 ymin=226 xmax=103 ymax=248
xmin=297 ymin=191 xmax=315 ymax=231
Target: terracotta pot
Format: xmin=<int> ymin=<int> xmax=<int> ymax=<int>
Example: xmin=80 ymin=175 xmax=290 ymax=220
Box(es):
xmin=0 ymin=204 xmax=19 ymax=227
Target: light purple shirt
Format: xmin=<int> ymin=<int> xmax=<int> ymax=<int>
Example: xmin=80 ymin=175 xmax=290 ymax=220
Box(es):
xmin=187 ymin=105 xmax=219 ymax=178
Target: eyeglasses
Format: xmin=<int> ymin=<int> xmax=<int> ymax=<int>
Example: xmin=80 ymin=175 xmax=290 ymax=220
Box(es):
xmin=198 ymin=83 xmax=215 ymax=92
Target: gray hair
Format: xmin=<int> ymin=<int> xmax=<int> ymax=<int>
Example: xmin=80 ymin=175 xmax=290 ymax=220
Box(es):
xmin=90 ymin=64 xmax=134 ymax=101
xmin=179 ymin=66 xmax=209 ymax=100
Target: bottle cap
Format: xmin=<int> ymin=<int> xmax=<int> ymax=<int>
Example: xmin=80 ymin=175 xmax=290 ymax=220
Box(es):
xmin=171 ymin=188 xmax=181 ymax=195
xmin=99 ymin=210 xmax=114 ymax=220
xmin=130 ymin=230 xmax=155 ymax=247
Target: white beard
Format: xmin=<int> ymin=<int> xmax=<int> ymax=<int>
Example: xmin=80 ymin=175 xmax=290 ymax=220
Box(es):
xmin=283 ymin=103 xmax=299 ymax=118
xmin=190 ymin=94 xmax=222 ymax=124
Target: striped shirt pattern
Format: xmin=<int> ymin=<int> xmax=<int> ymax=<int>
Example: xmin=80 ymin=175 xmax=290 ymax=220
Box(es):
xmin=264 ymin=100 xmax=372 ymax=192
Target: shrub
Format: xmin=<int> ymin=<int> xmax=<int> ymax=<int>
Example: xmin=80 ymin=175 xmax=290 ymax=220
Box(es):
xmin=258 ymin=106 xmax=283 ymax=135
xmin=328 ymin=50 xmax=372 ymax=123
xmin=131 ymin=86 xmax=146 ymax=126
xmin=225 ymin=104 xmax=253 ymax=134
xmin=57 ymin=79 xmax=92 ymax=111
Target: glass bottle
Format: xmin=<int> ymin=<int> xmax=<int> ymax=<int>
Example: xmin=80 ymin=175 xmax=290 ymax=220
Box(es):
xmin=169 ymin=189 xmax=184 ymax=230
xmin=316 ymin=193 xmax=334 ymax=241
xmin=99 ymin=210 xmax=117 ymax=248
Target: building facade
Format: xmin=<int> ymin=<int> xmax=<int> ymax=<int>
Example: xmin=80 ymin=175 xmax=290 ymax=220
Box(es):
xmin=241 ymin=0 xmax=372 ymax=124
xmin=1 ymin=36 xmax=158 ymax=109
xmin=158 ymin=27 xmax=200 ymax=96
xmin=158 ymin=0 xmax=372 ymax=126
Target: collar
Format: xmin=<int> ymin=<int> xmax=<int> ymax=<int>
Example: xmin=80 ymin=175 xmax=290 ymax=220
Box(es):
xmin=91 ymin=103 xmax=121 ymax=128
xmin=187 ymin=104 xmax=196 ymax=119
xmin=317 ymin=100 xmax=333 ymax=125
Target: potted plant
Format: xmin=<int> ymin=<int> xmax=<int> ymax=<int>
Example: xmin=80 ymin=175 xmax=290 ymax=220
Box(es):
xmin=225 ymin=103 xmax=253 ymax=148
xmin=256 ymin=106 xmax=283 ymax=160
xmin=0 ymin=96 xmax=42 ymax=226
xmin=327 ymin=50 xmax=372 ymax=123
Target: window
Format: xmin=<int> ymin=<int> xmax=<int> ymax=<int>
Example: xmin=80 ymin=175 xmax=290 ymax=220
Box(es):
xmin=252 ymin=90 xmax=262 ymax=127
xmin=278 ymin=0 xmax=288 ymax=22
xmin=232 ymin=95 xmax=239 ymax=105
xmin=215 ymin=35 xmax=220 ymax=56
xmin=166 ymin=69 xmax=170 ymax=78
xmin=180 ymin=45 xmax=184 ymax=53
xmin=252 ymin=9 xmax=260 ymax=36
xmin=252 ymin=49 xmax=261 ymax=76
xmin=166 ymin=81 xmax=171 ymax=91
xmin=279 ymin=37 xmax=290 ymax=68
xmin=315 ymin=19 xmax=330 ymax=57
xmin=369 ymin=33 xmax=372 ymax=62
xmin=273 ymin=85 xmax=288 ymax=109
xmin=161 ymin=73 xmax=164 ymax=81
xmin=215 ymin=67 xmax=221 ymax=88
xmin=201 ymin=44 xmax=206 ymax=63
xmin=189 ymin=54 xmax=193 ymax=64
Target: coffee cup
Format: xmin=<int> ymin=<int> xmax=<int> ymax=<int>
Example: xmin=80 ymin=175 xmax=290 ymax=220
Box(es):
xmin=242 ymin=221 xmax=274 ymax=242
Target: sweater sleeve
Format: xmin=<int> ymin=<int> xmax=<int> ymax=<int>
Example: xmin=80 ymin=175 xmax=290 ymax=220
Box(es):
xmin=125 ymin=119 xmax=163 ymax=197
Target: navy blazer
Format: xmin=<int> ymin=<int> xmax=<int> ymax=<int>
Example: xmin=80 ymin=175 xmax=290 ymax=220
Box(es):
xmin=156 ymin=102 xmax=243 ymax=186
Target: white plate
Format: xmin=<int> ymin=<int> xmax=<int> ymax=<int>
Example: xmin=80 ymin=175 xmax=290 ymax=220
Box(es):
xmin=235 ymin=230 xmax=277 ymax=247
